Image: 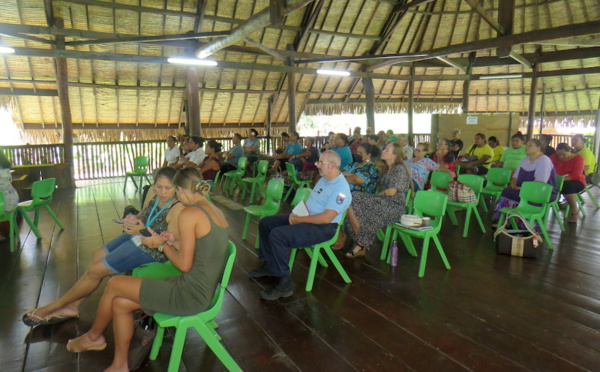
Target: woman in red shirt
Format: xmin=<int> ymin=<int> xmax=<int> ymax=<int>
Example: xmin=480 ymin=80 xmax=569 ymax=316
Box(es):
xmin=550 ymin=143 xmax=586 ymax=223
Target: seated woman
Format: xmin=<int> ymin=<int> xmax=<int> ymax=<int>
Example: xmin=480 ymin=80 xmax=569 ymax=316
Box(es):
xmin=290 ymin=137 xmax=319 ymax=172
xmin=341 ymin=143 xmax=411 ymax=258
xmin=270 ymin=131 xmax=302 ymax=173
xmin=550 ymin=143 xmax=586 ymax=223
xmin=0 ymin=152 xmax=19 ymax=232
xmin=494 ymin=131 xmax=526 ymax=169
xmin=492 ymin=139 xmax=557 ymax=222
xmin=458 ymin=133 xmax=494 ymax=175
xmin=342 ymin=143 xmax=380 ymax=194
xmin=22 ymin=167 xmax=184 ymax=327
xmin=198 ymin=139 xmax=222 ymax=181
xmin=65 ymin=168 xmax=230 ymax=372
xmin=407 ymin=143 xmax=441 ymax=191
xmin=488 ymin=136 xmax=504 ymax=164
xmin=243 ymin=128 xmax=261 ymax=163
xmin=430 ymin=138 xmax=457 ymax=175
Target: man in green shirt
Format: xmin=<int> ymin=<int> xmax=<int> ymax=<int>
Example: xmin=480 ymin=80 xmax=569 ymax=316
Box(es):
xmin=572 ymin=134 xmax=597 ymax=183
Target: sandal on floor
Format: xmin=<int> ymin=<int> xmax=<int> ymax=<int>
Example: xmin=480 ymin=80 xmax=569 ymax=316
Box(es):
xmin=22 ymin=309 xmax=77 ymax=327
xmin=567 ymin=212 xmax=579 ymax=223
xmin=345 ymin=244 xmax=366 ymax=258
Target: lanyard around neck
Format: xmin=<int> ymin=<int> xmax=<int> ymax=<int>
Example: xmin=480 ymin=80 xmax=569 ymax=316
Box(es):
xmin=146 ymin=197 xmax=174 ymax=227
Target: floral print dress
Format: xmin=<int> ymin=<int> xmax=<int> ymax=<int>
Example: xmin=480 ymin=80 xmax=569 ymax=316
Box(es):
xmin=345 ymin=164 xmax=410 ymax=248
xmin=344 ymin=161 xmax=379 ymax=193
xmin=0 ymin=168 xmax=19 ymax=211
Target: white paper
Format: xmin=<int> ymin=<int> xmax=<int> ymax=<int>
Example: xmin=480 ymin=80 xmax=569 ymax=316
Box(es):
xmin=292 ymin=201 xmax=310 ymax=217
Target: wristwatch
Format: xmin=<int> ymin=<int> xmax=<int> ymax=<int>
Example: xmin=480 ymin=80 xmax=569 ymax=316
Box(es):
xmin=158 ymin=242 xmax=166 ymax=253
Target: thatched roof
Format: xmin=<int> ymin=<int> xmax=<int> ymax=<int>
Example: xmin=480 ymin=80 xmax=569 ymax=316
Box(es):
xmin=0 ymin=0 xmax=598 ymax=141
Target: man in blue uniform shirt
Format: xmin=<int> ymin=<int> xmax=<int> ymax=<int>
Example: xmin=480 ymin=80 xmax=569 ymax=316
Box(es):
xmin=249 ymin=150 xmax=352 ymax=300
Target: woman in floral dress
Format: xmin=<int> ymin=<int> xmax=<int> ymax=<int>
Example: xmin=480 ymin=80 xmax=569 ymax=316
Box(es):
xmin=343 ymin=143 xmax=411 ymax=258
xmin=0 ymin=152 xmax=19 ymax=213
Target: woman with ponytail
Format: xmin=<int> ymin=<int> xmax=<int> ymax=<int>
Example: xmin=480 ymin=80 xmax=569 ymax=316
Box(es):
xmin=66 ymin=168 xmax=230 ymax=372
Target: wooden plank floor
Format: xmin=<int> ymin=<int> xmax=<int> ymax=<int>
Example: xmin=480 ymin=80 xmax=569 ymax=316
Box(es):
xmin=1 ymin=178 xmax=599 ymax=372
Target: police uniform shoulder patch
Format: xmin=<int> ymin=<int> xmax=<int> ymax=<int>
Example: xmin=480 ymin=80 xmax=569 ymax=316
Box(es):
xmin=336 ymin=193 xmax=346 ymax=204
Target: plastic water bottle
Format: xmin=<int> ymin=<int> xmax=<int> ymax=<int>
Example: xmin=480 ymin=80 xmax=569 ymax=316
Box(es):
xmin=391 ymin=240 xmax=398 ymax=267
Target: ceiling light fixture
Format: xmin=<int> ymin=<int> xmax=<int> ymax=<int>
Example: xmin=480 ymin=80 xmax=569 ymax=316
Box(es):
xmin=0 ymin=46 xmax=15 ymax=54
xmin=167 ymin=57 xmax=218 ymax=66
xmin=479 ymin=74 xmax=523 ymax=80
xmin=316 ymin=69 xmax=351 ymax=76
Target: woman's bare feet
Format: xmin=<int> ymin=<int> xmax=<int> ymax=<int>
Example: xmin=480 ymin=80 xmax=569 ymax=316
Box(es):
xmin=345 ymin=244 xmax=367 ymax=258
xmin=332 ymin=230 xmax=346 ymax=250
xmin=568 ymin=211 xmax=579 ymax=223
xmin=67 ymin=332 xmax=107 ymax=353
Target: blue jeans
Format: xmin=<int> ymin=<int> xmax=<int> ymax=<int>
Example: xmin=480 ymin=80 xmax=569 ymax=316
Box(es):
xmin=102 ymin=233 xmax=156 ymax=274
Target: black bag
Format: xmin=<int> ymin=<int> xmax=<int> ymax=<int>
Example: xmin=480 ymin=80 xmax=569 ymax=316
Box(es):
xmin=123 ymin=205 xmax=140 ymax=219
xmin=494 ymin=211 xmax=541 ymax=258
xmin=128 ymin=311 xmax=157 ymax=371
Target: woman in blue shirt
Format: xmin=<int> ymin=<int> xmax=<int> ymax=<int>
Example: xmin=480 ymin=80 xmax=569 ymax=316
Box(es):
xmin=342 ymin=143 xmax=380 ymax=193
xmin=331 ymin=133 xmax=353 ymax=169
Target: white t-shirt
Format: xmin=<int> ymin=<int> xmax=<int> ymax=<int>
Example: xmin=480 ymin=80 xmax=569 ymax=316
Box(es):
xmin=164 ymin=145 xmax=181 ymax=165
xmin=186 ymin=148 xmax=205 ymax=165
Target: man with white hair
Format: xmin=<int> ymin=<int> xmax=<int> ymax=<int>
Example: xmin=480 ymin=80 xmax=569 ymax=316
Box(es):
xmin=450 ymin=129 xmax=463 ymax=158
xmin=249 ymin=150 xmax=352 ymax=300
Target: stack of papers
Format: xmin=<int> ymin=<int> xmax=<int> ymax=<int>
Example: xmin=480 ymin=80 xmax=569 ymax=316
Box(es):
xmin=394 ymin=222 xmax=434 ymax=231
xmin=292 ymin=201 xmax=310 ymax=217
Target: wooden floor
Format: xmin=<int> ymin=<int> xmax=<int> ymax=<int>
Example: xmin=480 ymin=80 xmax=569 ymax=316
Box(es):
xmin=1 ymin=178 xmax=600 ymax=372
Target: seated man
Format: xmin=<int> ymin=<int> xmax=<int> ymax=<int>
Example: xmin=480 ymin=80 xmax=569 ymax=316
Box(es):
xmin=248 ymin=150 xmax=352 ymax=300
xmin=220 ymin=133 xmax=244 ymax=173
xmin=173 ymin=135 xmax=204 ymax=169
xmin=162 ymin=135 xmax=180 ymax=167
xmin=270 ymin=130 xmax=302 ymax=173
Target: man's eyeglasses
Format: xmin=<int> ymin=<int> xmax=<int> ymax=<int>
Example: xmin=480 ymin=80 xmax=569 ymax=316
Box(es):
xmin=315 ymin=161 xmax=332 ymax=166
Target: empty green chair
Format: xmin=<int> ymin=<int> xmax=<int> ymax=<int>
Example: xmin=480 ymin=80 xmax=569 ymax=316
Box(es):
xmin=241 ymin=160 xmax=268 ymax=202
xmin=0 ymin=191 xmax=19 ymax=252
xmin=480 ymin=168 xmax=512 ymax=212
xmin=283 ymin=162 xmax=312 ymax=201
xmin=548 ymin=175 xmax=566 ymax=232
xmin=289 ymin=211 xmax=351 ymax=291
xmin=221 ymin=157 xmax=248 ymax=196
xmin=133 ymin=261 xmax=183 ymax=279
xmin=446 ymin=175 xmax=486 ymax=238
xmin=242 ymin=179 xmax=284 ymax=248
xmin=290 ymin=187 xmax=312 ymax=208
xmin=429 ymin=171 xmax=453 ymax=192
xmin=497 ymin=181 xmax=554 ymax=249
xmin=17 ymin=178 xmax=64 ymax=240
xmin=385 ymin=191 xmax=450 ymax=278
xmin=140 ymin=242 xmax=241 ymax=372
xmin=124 ymin=156 xmax=151 ymax=191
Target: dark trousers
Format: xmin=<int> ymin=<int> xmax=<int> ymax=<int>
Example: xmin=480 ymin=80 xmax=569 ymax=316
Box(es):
xmin=258 ymin=215 xmax=338 ymax=277
xmin=220 ymin=163 xmax=237 ymax=173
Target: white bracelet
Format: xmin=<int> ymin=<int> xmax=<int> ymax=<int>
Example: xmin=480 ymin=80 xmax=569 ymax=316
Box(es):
xmin=158 ymin=242 xmax=166 ymax=253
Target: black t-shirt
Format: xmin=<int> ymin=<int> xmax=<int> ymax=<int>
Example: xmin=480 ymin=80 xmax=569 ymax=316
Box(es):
xmin=450 ymin=139 xmax=464 ymax=157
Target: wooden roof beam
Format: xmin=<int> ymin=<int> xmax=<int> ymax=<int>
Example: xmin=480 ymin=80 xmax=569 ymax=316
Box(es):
xmin=436 ymin=57 xmax=466 ymax=72
xmin=0 ymin=88 xmax=58 ymax=96
xmin=463 ymin=0 xmax=505 ymax=35
xmin=195 ymin=0 xmax=315 ymax=59
xmin=366 ymin=20 xmax=600 ymax=71
xmin=65 ymin=31 xmax=229 ymax=47
xmin=244 ymin=37 xmax=286 ymax=60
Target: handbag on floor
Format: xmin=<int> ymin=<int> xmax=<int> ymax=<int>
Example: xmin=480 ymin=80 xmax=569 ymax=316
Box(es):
xmin=128 ymin=311 xmax=157 ymax=370
xmin=494 ymin=210 xmax=541 ymax=258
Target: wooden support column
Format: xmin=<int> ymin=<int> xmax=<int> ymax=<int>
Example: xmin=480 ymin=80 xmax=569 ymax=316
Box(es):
xmin=363 ymin=77 xmax=376 ymax=134
xmin=526 ymin=62 xmax=539 ymax=141
xmin=539 ymin=83 xmax=546 ymax=134
xmin=408 ymin=64 xmax=414 ymax=146
xmin=462 ymin=52 xmax=476 ymax=113
xmin=593 ymin=97 xmax=600 ymax=164
xmin=54 ymin=18 xmax=74 ymax=188
xmin=267 ymin=95 xmax=274 ymax=154
xmin=287 ymin=55 xmax=297 ymax=133
xmin=186 ymin=67 xmax=201 ymax=136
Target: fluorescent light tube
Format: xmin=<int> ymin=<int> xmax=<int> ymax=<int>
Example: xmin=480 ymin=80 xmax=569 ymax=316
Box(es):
xmin=480 ymin=74 xmax=523 ymax=80
xmin=0 ymin=46 xmax=15 ymax=54
xmin=316 ymin=69 xmax=351 ymax=76
xmin=167 ymin=57 xmax=218 ymax=66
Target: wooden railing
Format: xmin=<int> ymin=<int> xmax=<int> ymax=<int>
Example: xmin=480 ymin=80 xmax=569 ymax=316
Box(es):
xmin=1 ymin=133 xmax=434 ymax=180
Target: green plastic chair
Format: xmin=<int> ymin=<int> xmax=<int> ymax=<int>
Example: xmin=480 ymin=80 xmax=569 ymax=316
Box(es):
xmin=0 ymin=191 xmax=19 ymax=252
xmin=565 ymin=183 xmax=600 ymax=218
xmin=385 ymin=191 xmax=450 ymax=278
xmin=124 ymin=156 xmax=151 ymax=191
xmin=429 ymin=171 xmax=453 ymax=193
xmin=241 ymin=160 xmax=268 ymax=202
xmin=221 ymin=157 xmax=248 ymax=196
xmin=132 ymin=261 xmax=183 ymax=278
xmin=135 ymin=242 xmax=241 ymax=372
xmin=480 ymin=168 xmax=512 ymax=212
xmin=497 ymin=181 xmax=554 ymax=249
xmin=290 ymin=187 xmax=312 ymax=208
xmin=446 ymin=175 xmax=486 ymax=238
xmin=288 ymin=210 xmax=351 ymax=291
xmin=502 ymin=159 xmax=521 ymax=172
xmin=548 ymin=175 xmax=566 ymax=232
xmin=283 ymin=162 xmax=312 ymax=201
xmin=242 ymin=179 xmax=284 ymax=248
xmin=17 ymin=178 xmax=64 ymax=239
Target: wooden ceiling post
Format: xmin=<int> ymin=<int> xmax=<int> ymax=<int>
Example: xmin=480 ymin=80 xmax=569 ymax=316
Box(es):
xmin=462 ymin=52 xmax=476 ymax=113
xmin=363 ymin=77 xmax=376 ymax=135
xmin=526 ymin=62 xmax=540 ymax=141
xmin=539 ymin=83 xmax=546 ymax=135
xmin=593 ymin=97 xmax=600 ymax=165
xmin=408 ymin=64 xmax=414 ymax=146
xmin=54 ymin=18 xmax=74 ymax=188
xmin=186 ymin=67 xmax=201 ymax=136
xmin=287 ymin=55 xmax=297 ymax=133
